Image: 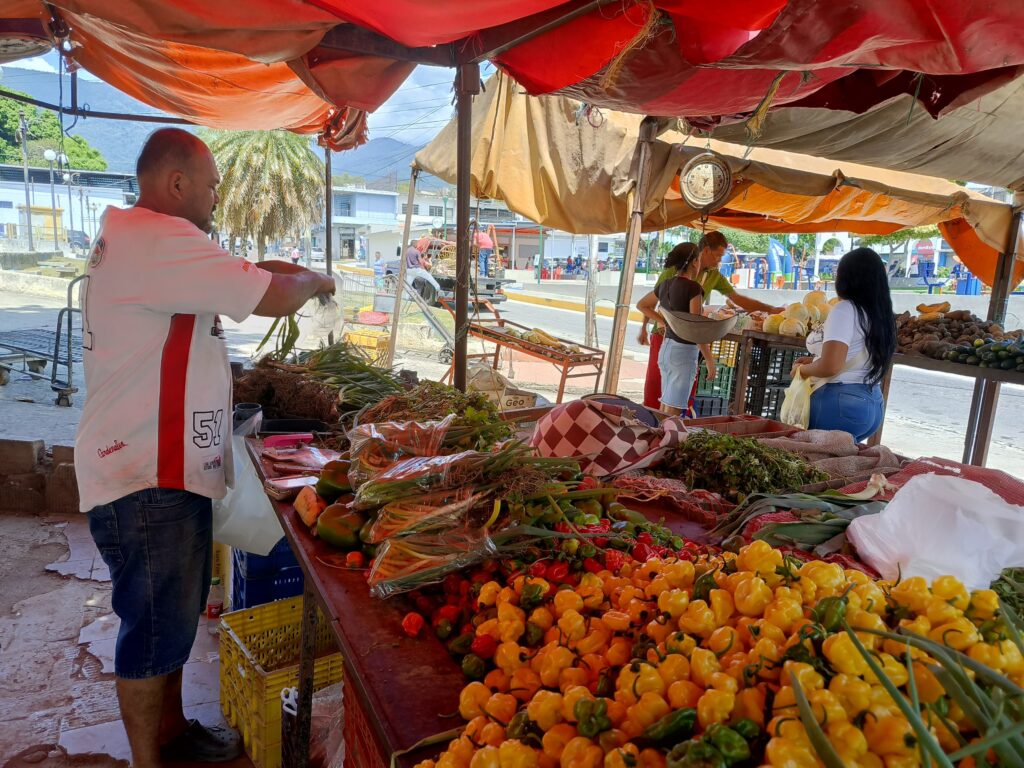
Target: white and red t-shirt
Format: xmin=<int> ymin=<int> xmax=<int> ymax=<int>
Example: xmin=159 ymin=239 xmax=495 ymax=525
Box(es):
xmin=75 ymin=206 xmax=272 ymax=512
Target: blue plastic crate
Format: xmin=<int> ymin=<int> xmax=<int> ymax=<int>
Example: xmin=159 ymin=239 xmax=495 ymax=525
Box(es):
xmin=231 ymin=565 xmax=304 ymax=610
xmin=232 ymin=538 xmax=298 ymax=579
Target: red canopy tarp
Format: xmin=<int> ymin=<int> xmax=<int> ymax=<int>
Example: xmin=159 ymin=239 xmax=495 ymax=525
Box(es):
xmin=5 ymin=1 xmax=1024 ymax=144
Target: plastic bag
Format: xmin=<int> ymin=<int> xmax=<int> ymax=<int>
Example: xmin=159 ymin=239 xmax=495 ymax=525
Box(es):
xmin=367 ymin=488 xmax=485 ymax=542
xmin=779 ymin=371 xmax=813 ymax=428
xmin=347 ymin=415 xmax=454 ymax=491
xmin=212 ymin=433 xmax=284 ymax=555
xmin=352 ymin=450 xmax=482 ymax=510
xmin=297 ymin=275 xmax=345 ymax=351
xmin=847 ymin=474 xmax=1024 ymax=590
xmin=368 ymin=527 xmax=497 ymax=598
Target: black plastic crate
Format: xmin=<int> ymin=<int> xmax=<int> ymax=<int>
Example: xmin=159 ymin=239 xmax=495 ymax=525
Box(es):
xmin=232 ymin=538 xmax=298 ymax=579
xmin=693 ymin=396 xmax=729 ymax=417
xmin=744 ymin=384 xmax=788 ymax=420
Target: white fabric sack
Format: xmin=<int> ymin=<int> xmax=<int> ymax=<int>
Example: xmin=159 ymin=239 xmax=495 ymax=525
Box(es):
xmin=212 ymin=432 xmax=284 ymax=555
xmin=847 ymin=474 xmax=1024 ymax=590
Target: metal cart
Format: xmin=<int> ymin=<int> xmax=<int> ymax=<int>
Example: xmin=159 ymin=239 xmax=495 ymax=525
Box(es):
xmin=0 ymin=275 xmax=84 ymax=406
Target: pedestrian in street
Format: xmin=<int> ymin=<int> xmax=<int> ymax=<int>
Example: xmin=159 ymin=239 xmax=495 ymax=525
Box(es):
xmin=404 ymin=240 xmax=441 ymax=292
xmin=75 ymin=128 xmax=335 ymax=767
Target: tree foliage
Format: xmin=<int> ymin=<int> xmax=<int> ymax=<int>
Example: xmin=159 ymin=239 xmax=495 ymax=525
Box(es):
xmin=201 ymin=129 xmax=324 ymax=261
xmin=856 ymin=225 xmax=940 ymax=249
xmin=0 ymin=93 xmax=107 ymax=170
xmin=680 ymin=226 xmax=817 ymax=254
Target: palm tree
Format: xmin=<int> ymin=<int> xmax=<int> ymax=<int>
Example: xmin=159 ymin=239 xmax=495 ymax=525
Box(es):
xmin=201 ymin=130 xmax=324 ymax=261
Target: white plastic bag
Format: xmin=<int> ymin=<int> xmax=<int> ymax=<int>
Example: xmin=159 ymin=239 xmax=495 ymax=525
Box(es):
xmin=847 ymin=474 xmax=1024 ymax=590
xmin=212 ymin=432 xmax=284 ymax=555
xmin=778 ymin=372 xmax=813 ymax=428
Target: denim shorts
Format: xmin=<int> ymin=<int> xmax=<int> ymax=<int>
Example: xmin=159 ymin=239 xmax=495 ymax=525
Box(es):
xmin=809 ymin=382 xmax=885 ymax=442
xmin=658 ymin=337 xmax=700 ymax=410
xmin=88 ymin=488 xmax=212 ymax=679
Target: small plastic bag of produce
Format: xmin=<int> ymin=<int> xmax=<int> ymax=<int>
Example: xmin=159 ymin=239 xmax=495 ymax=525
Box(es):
xmin=847 ymin=474 xmax=1024 ymax=590
xmin=368 ymin=527 xmax=497 ymax=598
xmin=367 ymin=488 xmax=486 ymax=542
xmin=347 ymin=415 xmax=454 ymax=490
xmin=352 ymin=450 xmax=486 ymax=510
xmin=778 ymin=372 xmax=813 ymax=428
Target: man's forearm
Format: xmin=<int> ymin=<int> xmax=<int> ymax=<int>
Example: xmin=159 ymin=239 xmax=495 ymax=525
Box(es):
xmin=253 ymin=271 xmax=334 ymax=317
xmin=731 ymin=293 xmax=780 ymax=314
xmin=257 ymin=260 xmax=309 ymax=276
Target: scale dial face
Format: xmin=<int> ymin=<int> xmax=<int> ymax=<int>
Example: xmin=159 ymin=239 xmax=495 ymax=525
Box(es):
xmin=681 ymin=153 xmax=732 ymax=211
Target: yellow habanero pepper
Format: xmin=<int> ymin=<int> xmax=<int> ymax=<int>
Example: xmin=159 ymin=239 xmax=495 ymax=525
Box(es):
xmin=540 ymin=645 xmax=575 ymax=688
xmin=497 ymin=739 xmax=539 ymax=768
xmin=644 ymin=575 xmax=671 ymax=600
xmin=808 ymin=689 xmax=847 ymax=725
xmin=967 ymin=588 xmax=1000 ymax=621
xmin=799 ymin=561 xmax=847 ymax=594
xmin=576 ymin=625 xmax=611 ymax=656
xmin=709 ymin=589 xmax=735 ymax=626
xmin=530 ymin=607 xmax=555 ymax=632
xmin=827 ymin=721 xmax=868 ymax=759
xmin=737 ymin=540 xmax=784 ymax=576
xmin=889 ymin=577 xmax=931 ymax=614
xmin=657 ymin=589 xmax=689 ymax=620
xmin=847 ymin=609 xmax=887 ymax=651
xmin=541 ymin=723 xmax=576 ymax=761
xmin=678 ymin=600 xmax=716 ymax=638
xmin=460 ymin=682 xmax=493 ymax=719
xmin=928 ymin=616 xmax=980 ymax=651
xmin=823 ymin=633 xmax=868 ymax=676
xmin=602 ymin=609 xmax=631 ymax=632
xmin=557 ymin=609 xmax=586 ymax=644
xmin=908 ymin=662 xmax=944 ymax=704
xmin=764 ymin=597 xmax=805 ymax=634
xmin=559 ymin=736 xmax=603 ymax=768
xmin=829 ymin=673 xmax=872 ymax=716
xmin=862 ymin=652 xmax=908 ymax=688
xmin=664 ymin=560 xmax=695 ymax=589
xmin=553 ymin=589 xmax=584 ymax=617
xmin=469 ymin=745 xmax=501 ymax=768
xmin=1000 ymin=639 xmax=1024 ymax=674
xmin=627 ymin=692 xmax=671 ymax=732
xmin=706 ymin=625 xmax=739 ymax=657
xmin=783 ymin=661 xmax=824 ymax=693
xmin=656 ymin=652 xmax=690 ymax=686
xmin=767 ymin=716 xmax=810 ymax=744
xmin=479 ymin=581 xmax=502 ymax=608
xmin=734 ymin=686 xmax=766 ymax=727
xmin=863 ymin=714 xmax=916 ymax=755
xmin=667 ymin=679 xmax=702 ymax=710
xmin=689 ymin=647 xmax=721 ymax=688
xmin=604 ymin=743 xmax=640 ymax=768
xmin=486 ymin=692 xmax=518 ymax=726
xmin=764 ymin=737 xmax=820 ymax=767
xmin=561 ymin=685 xmax=594 ymax=723
xmin=645 ymin=617 xmax=672 ymax=645
xmin=498 ymin=603 xmax=527 ymax=643
xmin=751 ymin=637 xmax=783 ymax=680
xmin=925 ymin=596 xmax=961 ymax=627
xmin=496 ymin=642 xmax=527 ymax=675
xmin=510 ymin=667 xmax=542 ymax=702
xmin=932 ymin=575 xmax=970 ymax=611
xmin=697 ymin=688 xmax=735 ymax=729
xmin=852 ymin=581 xmax=888 ymax=616
xmin=617 ymin=661 xmax=666 ymax=705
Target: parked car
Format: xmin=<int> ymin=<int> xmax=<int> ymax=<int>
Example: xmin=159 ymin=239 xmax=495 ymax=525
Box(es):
xmin=67 ymin=230 xmax=90 ymax=250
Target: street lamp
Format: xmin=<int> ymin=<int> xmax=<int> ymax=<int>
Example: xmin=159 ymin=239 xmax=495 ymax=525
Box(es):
xmin=90 ymin=202 xmax=98 ymax=235
xmin=43 ymin=148 xmax=60 ymax=251
xmin=59 ymin=153 xmax=75 ymax=240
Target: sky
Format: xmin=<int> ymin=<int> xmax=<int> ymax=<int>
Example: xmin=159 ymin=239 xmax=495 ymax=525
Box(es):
xmin=2 ymin=53 xmax=496 ymax=146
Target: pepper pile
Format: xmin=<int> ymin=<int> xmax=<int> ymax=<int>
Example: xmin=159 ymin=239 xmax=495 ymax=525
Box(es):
xmin=414 ymin=539 xmax=1024 ymax=768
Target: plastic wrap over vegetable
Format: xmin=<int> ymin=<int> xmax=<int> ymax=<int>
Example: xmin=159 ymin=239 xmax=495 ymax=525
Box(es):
xmin=369 ymin=528 xmax=498 ymax=598
xmin=347 ymin=415 xmax=454 ymax=491
xmin=367 ymin=488 xmax=487 ymax=542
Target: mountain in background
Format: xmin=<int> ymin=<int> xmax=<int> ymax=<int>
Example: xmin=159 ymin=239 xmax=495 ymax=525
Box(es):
xmin=0 ymin=66 xmax=448 ymax=189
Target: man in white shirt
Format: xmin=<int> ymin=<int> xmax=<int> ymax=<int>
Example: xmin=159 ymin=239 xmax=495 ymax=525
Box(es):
xmin=76 ymin=128 xmax=334 ymax=766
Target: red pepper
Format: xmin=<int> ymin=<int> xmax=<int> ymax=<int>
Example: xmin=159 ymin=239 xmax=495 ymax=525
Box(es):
xmin=414 ymin=596 xmax=434 ymax=615
xmin=578 ymin=475 xmax=599 ymax=491
xmin=461 ymin=622 xmax=475 ymax=636
xmin=401 ymin=612 xmax=425 ymax=638
xmin=470 ymin=634 xmax=497 ymax=659
xmin=603 ymin=550 xmax=628 ymax=572
xmin=344 ymin=551 xmax=366 ymax=568
xmin=443 ymin=573 xmax=463 ymax=595
xmin=677 ymin=549 xmax=693 ymax=561
xmin=554 ymin=522 xmax=571 ymax=534
xmin=631 ymin=542 xmax=658 ymax=562
xmin=636 ymin=532 xmax=654 ymax=545
xmin=470 ymin=570 xmax=491 ymax=584
xmin=436 ymin=605 xmax=462 ymax=624
xmin=583 ymin=557 xmax=603 ymax=574
xmin=545 ymin=561 xmax=570 ymax=583
xmin=529 ymin=560 xmax=548 ymax=577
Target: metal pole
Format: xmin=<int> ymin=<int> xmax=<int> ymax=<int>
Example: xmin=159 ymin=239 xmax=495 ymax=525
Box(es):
xmin=18 ymin=111 xmax=34 ymax=251
xmin=64 ymin=168 xmax=74 ymax=236
xmin=603 ymin=116 xmax=658 ymax=394
xmin=78 ymin=189 xmax=85 ymax=237
xmin=585 ymin=234 xmax=599 ymax=347
xmin=453 ymin=62 xmax=480 ymax=392
xmin=537 ymin=223 xmax=544 ymax=284
xmin=47 ymin=161 xmax=59 ymax=250
xmin=385 ymin=168 xmax=420 ymax=367
xmin=511 ymin=222 xmax=517 ymax=269
xmin=324 ymin=150 xmax=333 ymax=276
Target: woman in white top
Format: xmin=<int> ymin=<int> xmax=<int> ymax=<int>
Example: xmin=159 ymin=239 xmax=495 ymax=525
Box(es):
xmin=791 ymin=248 xmax=896 ymax=441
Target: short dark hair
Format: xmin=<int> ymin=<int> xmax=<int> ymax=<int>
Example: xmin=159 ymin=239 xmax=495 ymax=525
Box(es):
xmin=664 ymin=242 xmax=700 ymax=272
xmin=698 ymin=231 xmax=728 ymax=251
xmin=136 ymin=128 xmax=204 ymax=179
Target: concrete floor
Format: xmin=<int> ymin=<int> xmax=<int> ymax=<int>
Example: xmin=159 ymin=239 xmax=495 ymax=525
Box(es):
xmin=0 ymin=509 xmax=252 ymax=768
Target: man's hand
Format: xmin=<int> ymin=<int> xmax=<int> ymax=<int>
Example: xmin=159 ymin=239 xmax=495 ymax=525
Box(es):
xmin=316 ymin=273 xmax=336 ymax=296
xmin=791 ymin=357 xmax=812 ymax=378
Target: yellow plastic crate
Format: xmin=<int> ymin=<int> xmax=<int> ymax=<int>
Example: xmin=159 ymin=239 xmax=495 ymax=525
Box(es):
xmin=343 ymin=328 xmax=389 ymax=364
xmin=219 ymin=597 xmax=343 ymax=768
xmin=710 ymin=338 xmax=739 ymax=367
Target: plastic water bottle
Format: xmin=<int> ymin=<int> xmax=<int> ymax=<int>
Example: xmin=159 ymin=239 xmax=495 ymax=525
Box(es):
xmin=206 ymin=577 xmax=224 ymax=635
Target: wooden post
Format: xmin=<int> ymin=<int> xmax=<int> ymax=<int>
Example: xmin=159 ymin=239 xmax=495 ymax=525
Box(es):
xmin=962 ymin=193 xmax=1021 ymax=465
xmin=603 ymin=117 xmax=658 ymax=394
xmin=585 ymin=234 xmax=599 ymax=347
xmin=324 ymin=150 xmax=333 ymax=277
xmin=385 ymin=168 xmax=420 ymax=367
xmin=453 ymin=62 xmax=480 ymax=391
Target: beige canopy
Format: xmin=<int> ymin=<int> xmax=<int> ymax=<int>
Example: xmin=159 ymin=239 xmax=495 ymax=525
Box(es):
xmin=414 ymin=73 xmax=1019 ymax=287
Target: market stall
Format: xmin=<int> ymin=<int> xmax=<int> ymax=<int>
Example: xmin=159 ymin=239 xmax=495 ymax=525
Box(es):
xmin=229 ymin=355 xmax=1024 ymax=768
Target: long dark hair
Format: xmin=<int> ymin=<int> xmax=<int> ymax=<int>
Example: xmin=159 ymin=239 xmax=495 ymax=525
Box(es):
xmin=664 ymin=242 xmax=700 ymax=273
xmin=835 ymin=247 xmax=896 ymax=385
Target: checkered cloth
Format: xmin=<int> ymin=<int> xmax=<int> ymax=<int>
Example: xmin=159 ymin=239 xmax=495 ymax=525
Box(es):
xmin=530 ymin=400 xmax=687 ymax=477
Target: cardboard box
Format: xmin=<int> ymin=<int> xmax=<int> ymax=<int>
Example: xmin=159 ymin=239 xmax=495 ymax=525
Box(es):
xmin=483 ymin=387 xmax=539 ymax=411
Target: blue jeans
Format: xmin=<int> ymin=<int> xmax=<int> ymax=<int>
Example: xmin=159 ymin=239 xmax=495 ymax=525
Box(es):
xmin=809 ymin=383 xmax=884 ymax=442
xmin=658 ymin=338 xmax=699 ymax=410
xmin=88 ymin=488 xmax=212 ymax=679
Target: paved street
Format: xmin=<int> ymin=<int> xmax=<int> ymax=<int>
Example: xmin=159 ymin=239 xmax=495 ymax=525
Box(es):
xmin=1 ymin=288 xmax=1021 ymax=475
